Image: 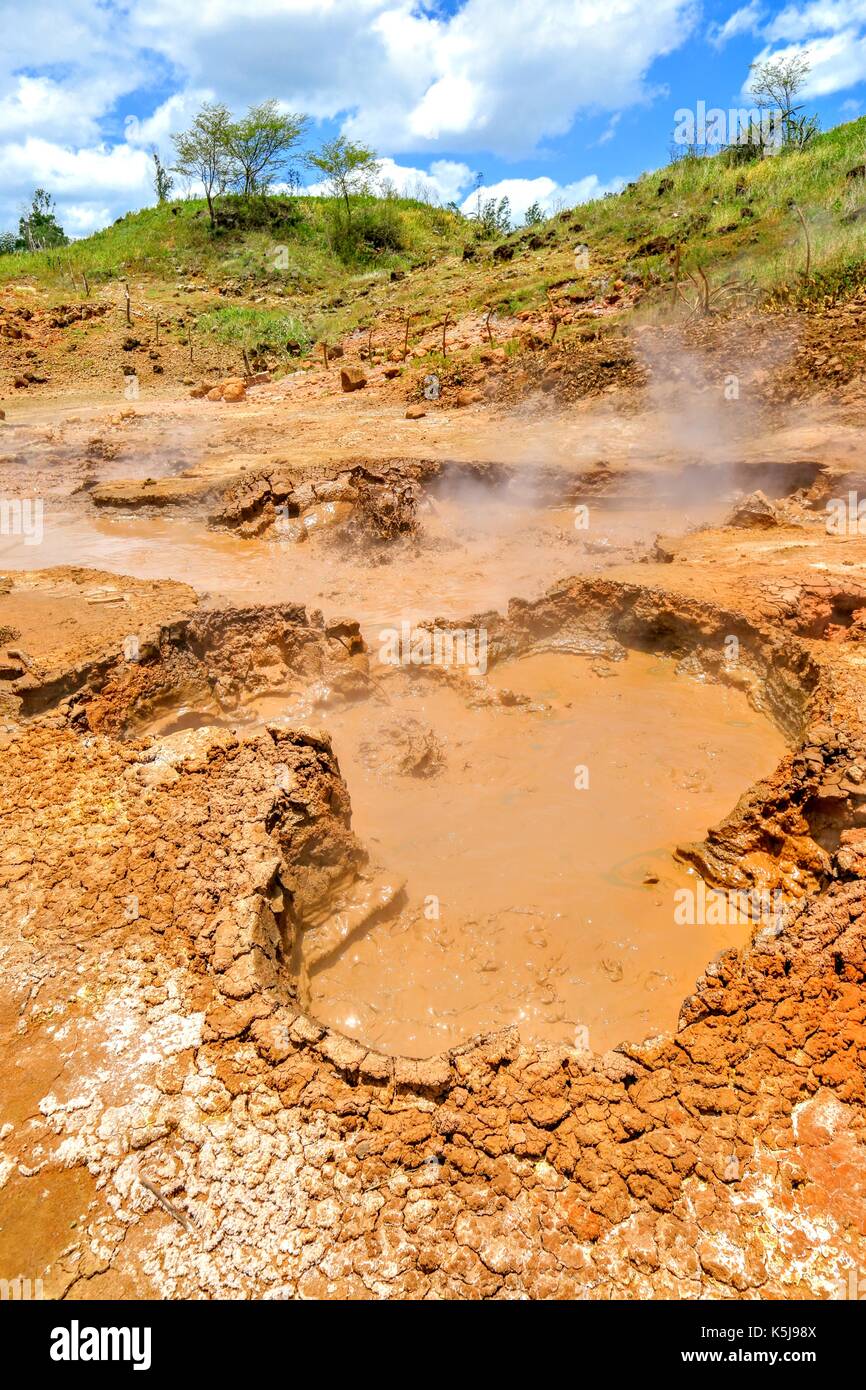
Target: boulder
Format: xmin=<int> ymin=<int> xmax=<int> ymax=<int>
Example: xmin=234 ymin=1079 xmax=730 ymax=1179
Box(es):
xmin=340 ymin=366 xmax=367 ymax=392
xmin=725 ymin=490 xmax=780 ymax=529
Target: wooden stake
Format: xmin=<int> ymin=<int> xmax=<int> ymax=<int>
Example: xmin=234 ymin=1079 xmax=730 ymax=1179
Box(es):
xmin=441 ymin=312 xmax=451 ymax=358
xmin=403 ymin=313 xmax=412 ymax=361
xmin=322 ymin=342 xmax=329 ymax=369
xmin=122 ymin=279 xmax=132 ymax=325
xmin=547 ymin=293 xmax=559 ymax=344
xmin=82 ymin=269 xmax=90 ymax=298
xmin=484 ymin=308 xmax=494 ymax=343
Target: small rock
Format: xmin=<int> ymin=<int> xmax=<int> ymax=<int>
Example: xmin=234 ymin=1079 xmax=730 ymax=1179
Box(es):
xmin=406 ymin=404 xmax=427 ymax=419
xmin=725 ymin=490 xmax=780 ymax=529
xmin=340 ymin=366 xmax=367 ymax=392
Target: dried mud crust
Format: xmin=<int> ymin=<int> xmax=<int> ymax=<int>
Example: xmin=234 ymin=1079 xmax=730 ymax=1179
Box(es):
xmin=0 ymin=573 xmax=864 ymax=1299
xmin=210 ymin=455 xmax=593 ymax=539
xmin=130 ymin=451 xmax=824 ymax=536
xmin=0 ymin=568 xmax=198 ymax=719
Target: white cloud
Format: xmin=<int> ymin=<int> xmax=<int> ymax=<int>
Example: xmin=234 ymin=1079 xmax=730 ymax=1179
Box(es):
xmin=708 ymin=3 xmax=766 ymax=49
xmin=726 ymin=0 xmax=866 ymax=101
xmin=595 ymin=113 xmax=623 ymax=147
xmin=765 ymin=1 xmax=866 ymax=42
xmin=745 ymin=33 xmax=866 ymax=97
xmin=459 ymin=173 xmax=624 ymax=223
xmin=125 ymin=0 xmax=697 ymax=157
xmin=375 ymin=157 xmax=475 ymax=202
xmin=343 ymin=0 xmax=697 ymax=156
xmin=0 ymin=0 xmax=694 ymax=234
xmin=304 ymin=156 xmax=475 ymax=204
xmin=0 ymin=139 xmax=152 ymax=234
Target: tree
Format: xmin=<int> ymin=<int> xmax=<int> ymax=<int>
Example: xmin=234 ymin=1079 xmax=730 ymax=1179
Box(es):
xmin=226 ymin=100 xmax=308 ymax=199
xmin=472 ymin=194 xmax=512 ymax=238
xmin=749 ymin=54 xmax=819 ymax=150
xmin=305 ymin=136 xmax=381 ymax=221
xmin=523 ymin=201 xmax=544 ymax=227
xmin=172 ymin=102 xmax=237 ymax=227
xmin=151 ymin=147 xmax=174 ymax=204
xmin=17 ymin=189 xmax=68 ymax=250
xmin=0 ymin=231 xmax=16 ymax=256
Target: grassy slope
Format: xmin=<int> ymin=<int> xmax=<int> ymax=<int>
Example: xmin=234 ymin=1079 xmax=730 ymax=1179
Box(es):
xmin=3 ymin=117 xmax=866 ymax=369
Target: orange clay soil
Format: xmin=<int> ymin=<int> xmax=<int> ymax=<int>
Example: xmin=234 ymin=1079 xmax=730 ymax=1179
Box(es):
xmin=0 ymin=339 xmax=865 ymax=1299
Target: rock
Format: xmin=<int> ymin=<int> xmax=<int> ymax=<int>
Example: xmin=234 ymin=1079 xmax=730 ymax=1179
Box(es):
xmin=324 ymin=616 xmax=364 ymax=654
xmin=383 ymin=366 xmax=400 ymax=379
xmin=358 ymin=718 xmax=445 ymax=779
xmin=340 ymin=366 xmax=367 ymax=392
xmin=314 ymin=479 xmax=358 ymax=505
xmin=453 ymin=388 xmax=481 ymax=407
xmin=291 ymin=482 xmax=316 ymax=511
xmin=837 ymin=828 xmax=866 ymax=876
xmin=405 ymin=404 xmax=427 ymax=419
xmin=205 ymin=377 xmax=246 ymax=402
xmin=724 ymin=490 xmax=780 ymax=529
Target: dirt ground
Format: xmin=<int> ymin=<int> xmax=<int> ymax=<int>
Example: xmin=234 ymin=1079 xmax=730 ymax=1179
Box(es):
xmin=0 ymin=321 xmax=865 ymax=1300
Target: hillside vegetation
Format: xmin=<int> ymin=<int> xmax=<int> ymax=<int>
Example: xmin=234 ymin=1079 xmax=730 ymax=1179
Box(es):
xmin=4 ymin=116 xmax=866 ymax=372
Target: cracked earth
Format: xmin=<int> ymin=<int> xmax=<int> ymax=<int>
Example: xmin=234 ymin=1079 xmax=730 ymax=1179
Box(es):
xmin=0 ymin=359 xmax=864 ymax=1300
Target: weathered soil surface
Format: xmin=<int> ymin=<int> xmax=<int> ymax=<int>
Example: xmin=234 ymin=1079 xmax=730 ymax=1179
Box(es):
xmin=0 ymin=336 xmax=865 ymax=1300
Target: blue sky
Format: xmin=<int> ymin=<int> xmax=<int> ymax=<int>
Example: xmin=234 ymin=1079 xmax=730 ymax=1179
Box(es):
xmin=1 ymin=0 xmax=866 ymax=237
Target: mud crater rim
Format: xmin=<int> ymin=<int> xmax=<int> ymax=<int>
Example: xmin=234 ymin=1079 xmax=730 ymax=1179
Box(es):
xmin=108 ymin=581 xmax=815 ymax=1064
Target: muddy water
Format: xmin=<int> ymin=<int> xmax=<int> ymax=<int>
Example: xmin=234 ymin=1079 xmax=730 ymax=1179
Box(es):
xmin=2 ymin=466 xmax=778 ymax=1056
xmin=156 ymin=650 xmax=786 ymax=1057
xmin=0 ymin=486 xmax=729 ymax=640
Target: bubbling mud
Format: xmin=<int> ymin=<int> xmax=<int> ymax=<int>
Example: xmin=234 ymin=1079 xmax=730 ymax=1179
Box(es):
xmin=0 ymin=486 xmax=731 ymax=644
xmin=149 ymin=648 xmax=786 ymax=1056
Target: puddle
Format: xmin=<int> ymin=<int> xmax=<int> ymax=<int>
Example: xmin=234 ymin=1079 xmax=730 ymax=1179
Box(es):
xmin=0 ymin=487 xmax=730 ymax=640
xmin=149 ymin=649 xmax=786 ymax=1057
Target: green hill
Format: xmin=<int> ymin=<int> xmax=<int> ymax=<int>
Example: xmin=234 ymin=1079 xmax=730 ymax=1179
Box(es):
xmin=4 ymin=117 xmax=866 ymax=369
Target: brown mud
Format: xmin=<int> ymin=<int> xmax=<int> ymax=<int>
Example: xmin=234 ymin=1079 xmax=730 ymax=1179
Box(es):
xmin=0 ymin=370 xmax=865 ymax=1300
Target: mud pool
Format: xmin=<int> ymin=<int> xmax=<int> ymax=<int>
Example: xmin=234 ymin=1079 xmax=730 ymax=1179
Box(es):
xmin=148 ymin=648 xmax=786 ymax=1055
